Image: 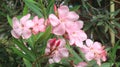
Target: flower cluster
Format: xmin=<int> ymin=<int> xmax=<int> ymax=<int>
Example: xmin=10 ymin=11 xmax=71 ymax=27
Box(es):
xmin=49 ymin=5 xmax=87 ymax=47
xmin=11 ymin=5 xmax=107 ymax=66
xmin=11 ymin=14 xmax=46 ymax=39
xmin=80 ymin=39 xmax=107 ymax=65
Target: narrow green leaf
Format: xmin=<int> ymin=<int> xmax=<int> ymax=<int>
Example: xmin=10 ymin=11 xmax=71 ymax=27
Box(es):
xmin=114 ymin=22 xmax=120 ymax=28
xmin=23 ymin=5 xmax=28 ymax=16
xmin=66 ymin=43 xmax=83 ymax=62
xmin=24 ymin=0 xmax=43 ymax=17
xmin=12 ymin=47 xmax=33 ymax=61
xmin=84 ymin=21 xmax=95 ymax=31
xmin=13 ymin=38 xmax=36 ymax=61
xmin=7 ymin=15 xmax=12 ymax=27
xmin=70 ymin=5 xmax=80 ymax=11
xmin=101 ymin=63 xmax=113 ymax=67
xmin=47 ymin=0 xmax=54 ymax=15
xmin=23 ymin=58 xmax=32 ymax=67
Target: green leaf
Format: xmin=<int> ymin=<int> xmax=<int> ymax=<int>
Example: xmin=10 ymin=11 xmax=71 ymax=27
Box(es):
xmin=84 ymin=21 xmax=95 ymax=31
xmin=97 ymin=21 xmax=104 ymax=26
xmin=70 ymin=5 xmax=80 ymax=11
xmin=97 ymin=0 xmax=102 ymax=7
xmin=12 ymin=47 xmax=33 ymax=61
xmin=24 ymin=0 xmax=43 ymax=17
xmin=23 ymin=5 xmax=28 ymax=16
xmin=23 ymin=58 xmax=32 ymax=67
xmin=66 ymin=43 xmax=83 ymax=63
xmin=112 ymin=9 xmax=120 ymax=17
xmin=114 ymin=22 xmax=120 ymax=28
xmin=47 ymin=0 xmax=54 ymax=15
xmin=101 ymin=63 xmax=113 ymax=67
xmin=7 ymin=15 xmax=12 ymax=27
xmin=13 ymin=38 xmax=36 ymax=61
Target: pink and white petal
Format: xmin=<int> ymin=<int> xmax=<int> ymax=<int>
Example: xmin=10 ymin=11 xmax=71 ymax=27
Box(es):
xmin=53 ymin=52 xmax=61 ymax=63
xmin=52 ymin=23 xmax=65 ymax=35
xmin=85 ymin=52 xmax=94 ymax=61
xmin=22 ymin=28 xmax=32 ymax=39
xmin=59 ymin=39 xmax=66 ymax=47
xmin=59 ymin=48 xmax=69 ymax=57
xmin=32 ymin=27 xmax=39 ymax=35
xmin=66 ymin=11 xmax=79 ymax=21
xmin=58 ymin=5 xmax=69 ymax=18
xmin=96 ymin=59 xmax=101 ymax=66
xmin=75 ymin=20 xmax=84 ymax=29
xmin=24 ymin=20 xmax=34 ymax=28
xmin=93 ymin=42 xmax=102 ymax=49
xmin=38 ymin=25 xmax=46 ymax=32
xmin=49 ymin=14 xmax=60 ymax=26
xmin=75 ymin=40 xmax=84 ymax=47
xmin=38 ymin=18 xmax=44 ymax=24
xmin=86 ymin=39 xmax=93 ymax=47
xmin=12 ymin=17 xmax=20 ymax=29
xmin=20 ymin=14 xmax=31 ymax=23
xmin=77 ymin=30 xmax=87 ymax=41
xmin=75 ymin=62 xmax=87 ymax=67
xmin=33 ymin=16 xmax=39 ymax=23
xmin=11 ymin=30 xmax=21 ymax=39
xmin=49 ymin=59 xmax=54 ymax=64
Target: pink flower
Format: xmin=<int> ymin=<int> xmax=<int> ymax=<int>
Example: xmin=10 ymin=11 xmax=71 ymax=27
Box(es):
xmin=45 ymin=38 xmax=69 ymax=64
xmin=66 ymin=21 xmax=87 ymax=47
xmin=32 ymin=16 xmax=46 ymax=34
xmin=80 ymin=39 xmax=107 ymax=66
xmin=11 ymin=14 xmax=34 ymax=39
xmin=49 ymin=5 xmax=79 ymax=35
xmin=74 ymin=62 xmax=87 ymax=67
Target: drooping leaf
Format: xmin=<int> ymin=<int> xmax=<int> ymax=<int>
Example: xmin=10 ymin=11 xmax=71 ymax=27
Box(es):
xmin=7 ymin=15 xmax=12 ymax=27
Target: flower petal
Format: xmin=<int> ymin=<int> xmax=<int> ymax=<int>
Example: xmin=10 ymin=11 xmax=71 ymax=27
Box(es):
xmin=49 ymin=14 xmax=60 ymax=26
xmin=53 ymin=23 xmax=65 ymax=35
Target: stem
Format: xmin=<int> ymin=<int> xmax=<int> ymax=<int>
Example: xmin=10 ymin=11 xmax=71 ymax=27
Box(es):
xmin=110 ymin=0 xmax=115 ymax=46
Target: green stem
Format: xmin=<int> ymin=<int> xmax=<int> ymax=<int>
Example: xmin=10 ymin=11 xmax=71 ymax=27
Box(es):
xmin=110 ymin=0 xmax=115 ymax=46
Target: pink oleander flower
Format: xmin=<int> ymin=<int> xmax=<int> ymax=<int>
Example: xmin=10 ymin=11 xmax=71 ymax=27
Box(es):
xmin=80 ymin=39 xmax=107 ymax=66
xmin=11 ymin=14 xmax=34 ymax=39
xmin=66 ymin=21 xmax=87 ymax=47
xmin=49 ymin=5 xmax=79 ymax=35
xmin=45 ymin=38 xmax=69 ymax=64
xmin=32 ymin=16 xmax=46 ymax=34
xmin=74 ymin=62 xmax=87 ymax=67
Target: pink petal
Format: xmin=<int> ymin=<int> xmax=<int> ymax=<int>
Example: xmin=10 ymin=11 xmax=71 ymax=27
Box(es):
xmin=20 ymin=14 xmax=31 ymax=23
xmin=75 ymin=20 xmax=84 ymax=29
xmin=22 ymin=28 xmax=31 ymax=39
xmin=85 ymin=52 xmax=94 ymax=61
xmin=75 ymin=62 xmax=87 ymax=67
xmin=59 ymin=39 xmax=66 ymax=47
xmin=66 ymin=11 xmax=79 ymax=21
xmin=49 ymin=14 xmax=60 ymax=26
xmin=53 ymin=52 xmax=61 ymax=63
xmin=49 ymin=59 xmax=54 ymax=64
xmin=12 ymin=17 xmax=20 ymax=29
xmin=96 ymin=59 xmax=101 ymax=66
xmin=24 ymin=20 xmax=34 ymax=28
xmin=86 ymin=39 xmax=93 ymax=47
xmin=59 ymin=48 xmax=69 ymax=57
xmin=33 ymin=16 xmax=39 ymax=23
xmin=11 ymin=30 xmax=20 ymax=39
xmin=53 ymin=23 xmax=65 ymax=35
xmin=58 ymin=5 xmax=69 ymax=19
